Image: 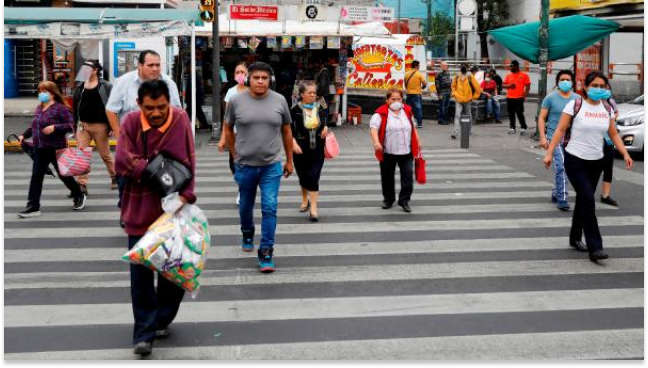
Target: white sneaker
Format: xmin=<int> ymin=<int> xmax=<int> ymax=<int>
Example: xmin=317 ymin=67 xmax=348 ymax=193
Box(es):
xmin=508 ymin=129 xmax=516 ymax=134
xmin=520 ymin=129 xmax=527 ymax=135
xmin=236 ymin=193 xmax=240 ymax=206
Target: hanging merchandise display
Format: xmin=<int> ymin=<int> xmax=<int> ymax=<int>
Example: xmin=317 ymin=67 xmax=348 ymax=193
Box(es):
xmin=327 ymin=36 xmax=340 ymax=49
xmin=309 ymin=36 xmax=323 ymax=49
xmin=237 ymin=37 xmax=248 ymax=48
xmin=248 ymin=36 xmax=261 ymax=50
xmin=267 ymin=36 xmax=277 ymax=49
xmin=295 ymin=35 xmax=306 ymax=49
xmin=223 ymin=36 xmax=233 ymax=48
xmin=281 ymin=35 xmax=292 ymax=49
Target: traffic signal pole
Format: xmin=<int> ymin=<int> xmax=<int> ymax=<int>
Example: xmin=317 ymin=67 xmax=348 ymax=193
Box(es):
xmin=534 ymin=0 xmax=550 ymax=140
xmin=208 ymin=1 xmax=221 ymax=144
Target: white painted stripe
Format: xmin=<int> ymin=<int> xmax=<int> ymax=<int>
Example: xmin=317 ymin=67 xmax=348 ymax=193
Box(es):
xmin=5 ymin=288 xmax=643 ymax=327
xmin=3 ymin=189 xmax=553 ymax=208
xmin=3 ymin=164 xmax=516 ymax=177
xmin=4 ymin=215 xmax=642 ymax=239
xmin=3 ymin=172 xmax=533 ymax=186
xmin=3 ymin=180 xmax=554 ymax=197
xmin=6 ymin=235 xmax=641 ymax=263
xmin=4 ymin=258 xmax=644 ymax=289
xmin=6 ymin=329 xmax=643 ymax=360
xmin=4 ymin=201 xmax=602 ymax=224
xmin=5 ymin=214 xmax=642 ymax=238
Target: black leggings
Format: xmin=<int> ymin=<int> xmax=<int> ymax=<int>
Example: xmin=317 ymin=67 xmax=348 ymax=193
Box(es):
xmin=602 ymin=143 xmax=614 ymax=183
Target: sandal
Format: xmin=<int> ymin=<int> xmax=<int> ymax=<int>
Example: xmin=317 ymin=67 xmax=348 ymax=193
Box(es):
xmin=299 ymin=200 xmax=310 ymax=212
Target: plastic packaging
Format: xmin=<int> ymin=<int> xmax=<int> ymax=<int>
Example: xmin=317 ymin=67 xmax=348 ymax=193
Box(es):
xmin=123 ymin=204 xmax=211 ymax=298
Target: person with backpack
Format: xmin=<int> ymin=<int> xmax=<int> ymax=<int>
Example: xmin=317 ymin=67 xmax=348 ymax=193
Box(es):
xmin=404 ymin=60 xmax=427 ymax=129
xmin=450 ymin=63 xmax=481 ymax=140
xmin=538 ymin=70 xmax=579 ymax=211
xmin=542 ymin=71 xmax=633 ymax=263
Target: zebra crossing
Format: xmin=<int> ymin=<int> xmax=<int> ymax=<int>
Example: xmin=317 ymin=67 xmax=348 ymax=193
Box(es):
xmin=3 ymin=142 xmax=644 ymax=360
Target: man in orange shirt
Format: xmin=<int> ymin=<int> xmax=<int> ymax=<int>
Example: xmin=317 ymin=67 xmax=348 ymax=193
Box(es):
xmin=502 ymin=60 xmax=531 ymax=135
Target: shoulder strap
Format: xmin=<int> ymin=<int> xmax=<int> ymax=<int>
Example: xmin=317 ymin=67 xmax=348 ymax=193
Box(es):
xmin=573 ymin=97 xmax=583 ymax=117
xmin=602 ymin=99 xmax=613 ymax=118
xmin=141 ymin=129 xmax=148 ymax=158
xmin=405 ymin=70 xmax=417 ymax=89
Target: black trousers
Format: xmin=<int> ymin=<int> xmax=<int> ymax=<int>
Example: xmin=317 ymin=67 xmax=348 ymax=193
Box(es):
xmin=379 ymin=153 xmax=413 ymax=204
xmin=507 ymin=98 xmax=527 ymax=130
xmin=128 ymin=235 xmax=185 ymax=344
xmin=564 ymin=151 xmax=604 ymax=253
xmin=602 ymin=143 xmax=615 ymax=183
xmin=294 ymin=140 xmax=325 ymax=192
xmin=28 ymin=147 xmax=82 ymax=209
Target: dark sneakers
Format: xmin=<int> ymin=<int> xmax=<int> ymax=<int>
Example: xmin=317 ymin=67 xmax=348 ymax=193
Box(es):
xmin=398 ymin=201 xmax=411 ymax=213
xmin=73 ymin=194 xmax=86 ymax=211
xmin=382 ymin=201 xmax=393 ymax=209
xmin=155 ymin=328 xmax=170 ymax=339
xmin=133 ymin=341 xmax=152 ymax=356
xmin=258 ymin=248 xmax=275 ymax=273
xmin=569 ymin=240 xmax=588 ymax=252
xmin=589 ymin=250 xmax=609 ymax=262
xmin=17 ymin=206 xmax=40 ymax=218
xmin=242 ymin=237 xmax=254 ymax=252
xmin=601 ymin=195 xmax=619 ymax=207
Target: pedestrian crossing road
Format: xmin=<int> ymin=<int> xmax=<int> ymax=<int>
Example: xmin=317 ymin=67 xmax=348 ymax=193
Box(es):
xmin=3 ymin=143 xmax=644 ymax=360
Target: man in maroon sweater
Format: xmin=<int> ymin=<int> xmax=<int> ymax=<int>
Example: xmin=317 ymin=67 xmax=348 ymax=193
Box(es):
xmin=115 ymin=80 xmax=196 ymax=356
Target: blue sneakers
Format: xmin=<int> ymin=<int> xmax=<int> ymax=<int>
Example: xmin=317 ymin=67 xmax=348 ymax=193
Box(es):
xmin=258 ymin=248 xmax=275 ymax=273
xmin=557 ymin=200 xmax=570 ymax=211
xmin=242 ymin=237 xmax=254 ymax=252
xmin=551 ymin=194 xmax=558 ymax=203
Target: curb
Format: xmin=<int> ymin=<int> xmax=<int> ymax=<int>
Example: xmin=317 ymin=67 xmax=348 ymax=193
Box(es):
xmin=5 ymin=139 xmax=118 ymax=153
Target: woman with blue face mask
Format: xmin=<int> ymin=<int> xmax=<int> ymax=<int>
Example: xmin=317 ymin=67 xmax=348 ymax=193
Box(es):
xmin=538 ymin=70 xmax=579 ymax=211
xmin=542 ymin=71 xmax=633 ymax=263
xmin=17 ymin=81 xmax=87 ymax=218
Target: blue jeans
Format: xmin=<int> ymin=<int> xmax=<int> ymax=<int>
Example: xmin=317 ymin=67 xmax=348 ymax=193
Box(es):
xmin=438 ymin=92 xmax=451 ymax=123
xmin=406 ymin=94 xmax=423 ymax=127
xmin=234 ymin=161 xmax=282 ymax=250
xmin=128 ymin=235 xmax=185 ymax=344
xmin=485 ymin=98 xmax=501 ymax=120
xmin=551 ymin=142 xmax=568 ymax=204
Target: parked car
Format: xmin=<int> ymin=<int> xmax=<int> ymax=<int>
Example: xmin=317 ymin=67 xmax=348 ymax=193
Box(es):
xmin=615 ymin=95 xmax=644 ymax=157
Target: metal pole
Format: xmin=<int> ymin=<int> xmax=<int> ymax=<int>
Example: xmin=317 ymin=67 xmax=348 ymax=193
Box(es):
xmin=454 ymin=2 xmax=459 ymax=60
xmin=426 ymin=0 xmax=432 ymax=55
xmin=191 ymin=21 xmax=196 ymax=137
xmin=534 ymin=0 xmax=550 ymax=140
xmin=397 ymin=0 xmax=401 ymax=34
xmin=208 ymin=1 xmax=221 ymax=144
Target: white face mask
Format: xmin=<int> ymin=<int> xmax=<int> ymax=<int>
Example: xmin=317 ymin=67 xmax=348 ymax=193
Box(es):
xmin=389 ymin=102 xmax=402 ymax=111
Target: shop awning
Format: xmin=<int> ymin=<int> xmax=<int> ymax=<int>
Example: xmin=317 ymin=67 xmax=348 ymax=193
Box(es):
xmin=488 ymin=15 xmax=619 ymax=63
xmin=194 ymin=13 xmax=391 ymax=37
xmin=4 ymin=7 xmax=199 ymax=24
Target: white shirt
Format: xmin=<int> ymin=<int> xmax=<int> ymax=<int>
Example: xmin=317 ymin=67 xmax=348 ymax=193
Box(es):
xmin=370 ymin=109 xmax=412 ymax=155
xmin=105 ymin=70 xmax=181 ymax=122
xmin=563 ymin=99 xmax=612 ymax=160
xmin=224 ymin=85 xmax=246 ymax=104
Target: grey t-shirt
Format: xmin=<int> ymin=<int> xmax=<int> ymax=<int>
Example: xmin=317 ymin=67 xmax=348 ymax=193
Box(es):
xmin=225 ymin=90 xmax=292 ymax=166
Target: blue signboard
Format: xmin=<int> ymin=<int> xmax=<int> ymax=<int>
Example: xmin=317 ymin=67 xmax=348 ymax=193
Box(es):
xmin=113 ymin=41 xmax=136 ymax=78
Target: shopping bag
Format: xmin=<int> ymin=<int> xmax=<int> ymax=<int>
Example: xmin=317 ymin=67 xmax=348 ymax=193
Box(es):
xmin=324 ymin=131 xmax=340 ymax=159
xmin=122 ymin=204 xmax=211 ymax=298
xmin=415 ymin=155 xmax=427 ymax=184
xmin=55 ymin=147 xmax=92 ymax=177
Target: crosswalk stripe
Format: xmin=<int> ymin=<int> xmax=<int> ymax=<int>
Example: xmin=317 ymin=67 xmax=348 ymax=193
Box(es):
xmin=5 ymin=329 xmax=642 ymax=360
xmin=6 ymin=235 xmax=641 ymax=263
xmin=3 ymin=190 xmax=557 ymax=208
xmin=4 ymin=258 xmax=644 ymax=290
xmin=3 ymin=202 xmax=612 ymax=223
xmin=4 ymin=215 xmax=642 ymax=239
xmin=5 ymin=288 xmax=643 ymax=327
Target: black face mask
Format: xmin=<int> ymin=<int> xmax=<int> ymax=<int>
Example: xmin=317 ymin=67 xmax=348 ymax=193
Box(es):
xmin=460 ymin=67 xmax=467 ymax=74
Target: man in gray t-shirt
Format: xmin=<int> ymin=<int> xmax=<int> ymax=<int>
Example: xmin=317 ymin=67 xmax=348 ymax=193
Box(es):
xmin=224 ymin=62 xmax=294 ymax=274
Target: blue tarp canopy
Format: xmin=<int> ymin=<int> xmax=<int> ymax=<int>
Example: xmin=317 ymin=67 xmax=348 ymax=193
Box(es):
xmin=4 ymin=7 xmax=199 ymax=24
xmin=488 ymin=15 xmax=620 ymax=63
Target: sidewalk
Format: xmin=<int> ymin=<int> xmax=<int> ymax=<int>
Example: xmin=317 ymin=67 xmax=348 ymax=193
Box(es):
xmin=4 ymin=100 xmax=541 ymax=152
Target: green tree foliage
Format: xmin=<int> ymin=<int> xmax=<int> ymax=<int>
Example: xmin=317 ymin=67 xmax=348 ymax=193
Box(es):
xmin=425 ymin=12 xmax=454 ymax=57
xmin=477 ymin=0 xmax=510 ymax=60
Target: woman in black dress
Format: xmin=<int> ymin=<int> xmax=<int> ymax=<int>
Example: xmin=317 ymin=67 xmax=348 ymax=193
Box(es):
xmin=290 ymin=81 xmax=329 ymax=222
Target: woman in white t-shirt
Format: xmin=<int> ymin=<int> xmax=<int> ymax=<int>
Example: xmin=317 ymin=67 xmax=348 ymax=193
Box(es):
xmin=543 ymin=71 xmax=633 ymax=263
xmin=218 ymin=62 xmax=248 ymax=204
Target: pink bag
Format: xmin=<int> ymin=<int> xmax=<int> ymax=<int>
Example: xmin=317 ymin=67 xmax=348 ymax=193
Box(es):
xmin=56 ymin=147 xmax=92 ymax=177
xmin=324 ymin=131 xmax=340 ymax=159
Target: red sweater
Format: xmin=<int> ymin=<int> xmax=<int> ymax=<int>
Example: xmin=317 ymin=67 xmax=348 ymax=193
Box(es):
xmin=115 ymin=107 xmax=196 ymax=236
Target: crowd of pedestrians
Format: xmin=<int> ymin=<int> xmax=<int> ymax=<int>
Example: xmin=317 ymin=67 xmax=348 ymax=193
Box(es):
xmin=13 ymin=50 xmax=636 ymax=356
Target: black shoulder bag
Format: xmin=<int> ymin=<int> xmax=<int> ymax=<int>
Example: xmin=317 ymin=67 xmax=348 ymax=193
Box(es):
xmin=141 ymin=129 xmax=192 ymax=197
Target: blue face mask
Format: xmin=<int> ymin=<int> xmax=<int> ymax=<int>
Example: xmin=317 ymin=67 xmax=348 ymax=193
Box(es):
xmin=558 ymin=80 xmax=572 ymax=92
xmin=600 ymin=89 xmax=612 ymax=100
xmin=587 ymin=87 xmax=607 ymax=101
xmin=38 ymin=92 xmax=51 ymax=103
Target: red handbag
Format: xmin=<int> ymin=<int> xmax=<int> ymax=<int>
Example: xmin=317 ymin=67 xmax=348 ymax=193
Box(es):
xmin=415 ymin=154 xmax=426 ymax=184
xmin=55 ymin=147 xmax=92 ymax=177
xmin=324 ymin=131 xmax=340 ymax=159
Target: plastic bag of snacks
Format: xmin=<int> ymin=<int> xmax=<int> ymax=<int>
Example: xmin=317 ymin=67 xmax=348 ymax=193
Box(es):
xmin=122 ymin=204 xmax=211 ymax=298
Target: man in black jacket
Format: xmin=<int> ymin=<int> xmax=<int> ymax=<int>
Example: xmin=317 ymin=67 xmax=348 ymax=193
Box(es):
xmin=435 ymin=61 xmax=452 ymax=125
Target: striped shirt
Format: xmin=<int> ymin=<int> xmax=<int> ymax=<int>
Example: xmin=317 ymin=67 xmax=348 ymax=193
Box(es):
xmin=370 ymin=109 xmax=412 ymax=155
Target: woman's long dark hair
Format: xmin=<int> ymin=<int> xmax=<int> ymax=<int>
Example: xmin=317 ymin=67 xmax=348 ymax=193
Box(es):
xmin=38 ymin=81 xmax=69 ymax=108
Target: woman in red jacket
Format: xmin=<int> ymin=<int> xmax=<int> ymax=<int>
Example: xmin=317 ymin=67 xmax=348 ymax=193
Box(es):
xmin=369 ymin=88 xmax=422 ymax=213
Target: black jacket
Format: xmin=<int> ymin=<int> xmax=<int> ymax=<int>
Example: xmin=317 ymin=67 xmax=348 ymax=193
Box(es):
xmin=72 ymin=79 xmax=113 ymax=125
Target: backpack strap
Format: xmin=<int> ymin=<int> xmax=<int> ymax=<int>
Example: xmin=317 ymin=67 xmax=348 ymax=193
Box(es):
xmin=573 ymin=96 xmax=583 ymax=117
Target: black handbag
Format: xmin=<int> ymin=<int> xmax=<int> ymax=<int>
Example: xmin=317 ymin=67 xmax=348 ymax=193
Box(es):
xmin=141 ymin=130 xmax=192 ymax=197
